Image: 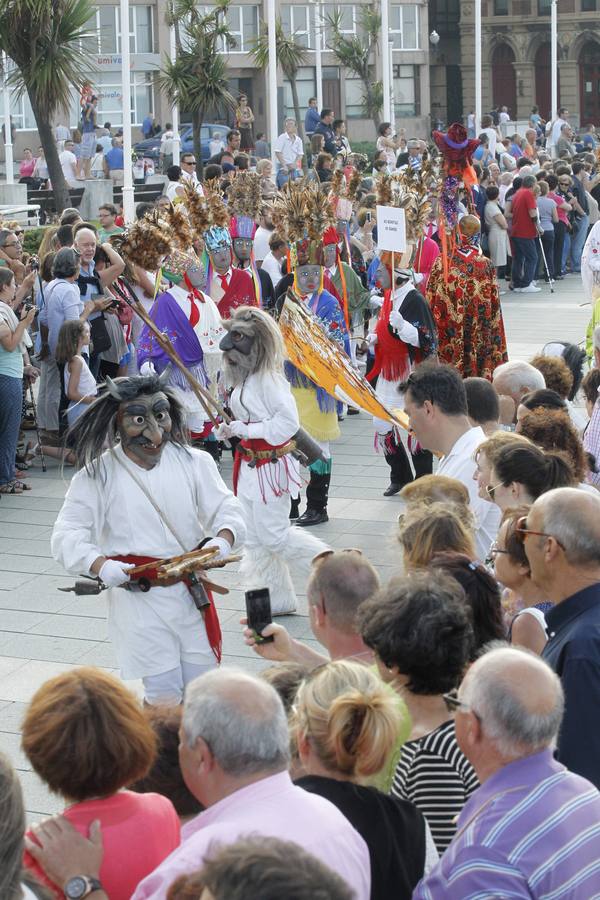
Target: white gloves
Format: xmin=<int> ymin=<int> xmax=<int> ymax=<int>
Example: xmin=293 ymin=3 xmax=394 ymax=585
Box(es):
xmin=214 ymin=420 xmax=249 ymax=441
xmin=369 ymin=291 xmax=384 ymax=309
xmin=389 ymin=309 xmax=405 ymax=330
xmin=99 ymin=559 xmax=135 ymax=587
xmin=139 ymin=361 xmax=156 ymax=376
xmin=367 ymin=332 xmax=378 ymax=346
xmin=204 ymin=536 xmax=232 ymax=560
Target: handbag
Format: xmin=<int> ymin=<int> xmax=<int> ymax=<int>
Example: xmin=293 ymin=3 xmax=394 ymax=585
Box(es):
xmin=89 ymin=313 xmax=112 ymax=353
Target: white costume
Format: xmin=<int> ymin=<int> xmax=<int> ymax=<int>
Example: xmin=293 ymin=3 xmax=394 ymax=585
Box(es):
xmin=581 ymin=221 xmax=600 ymax=301
xmin=230 ymin=371 xmax=328 ymax=614
xmin=51 ymin=443 xmax=245 ymax=696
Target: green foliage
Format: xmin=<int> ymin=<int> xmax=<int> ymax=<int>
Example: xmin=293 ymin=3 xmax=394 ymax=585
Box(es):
xmin=22 ymin=227 xmax=45 ymax=254
xmin=0 ymin=0 xmax=96 ymax=114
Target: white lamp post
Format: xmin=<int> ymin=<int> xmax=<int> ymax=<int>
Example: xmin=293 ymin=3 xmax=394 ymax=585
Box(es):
xmin=313 ymin=0 xmax=323 ymax=112
xmin=474 ymin=0 xmax=482 ymax=134
xmin=169 ymin=25 xmax=180 ymax=166
xmin=389 ymin=40 xmax=395 ymax=135
xmin=1 ymin=53 xmax=14 ymax=185
xmin=550 ymin=0 xmax=558 ymax=121
xmin=120 ymin=0 xmax=135 ymax=222
xmin=380 ymin=0 xmax=391 ymax=123
xmin=267 ymin=0 xmax=278 ymax=164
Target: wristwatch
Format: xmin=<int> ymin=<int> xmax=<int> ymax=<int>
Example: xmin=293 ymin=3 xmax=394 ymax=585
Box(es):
xmin=64 ymin=876 xmax=103 ymax=899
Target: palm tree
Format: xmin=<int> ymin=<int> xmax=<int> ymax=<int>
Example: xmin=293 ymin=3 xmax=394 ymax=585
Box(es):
xmin=325 ymin=5 xmax=383 ymax=130
xmin=0 ymin=0 xmax=96 ymax=214
xmin=160 ymin=0 xmax=236 ymax=177
xmin=250 ymin=21 xmax=308 ymax=141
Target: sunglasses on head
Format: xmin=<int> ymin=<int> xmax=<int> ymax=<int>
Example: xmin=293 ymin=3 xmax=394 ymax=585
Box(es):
xmin=311 ymin=548 xmax=363 ymax=566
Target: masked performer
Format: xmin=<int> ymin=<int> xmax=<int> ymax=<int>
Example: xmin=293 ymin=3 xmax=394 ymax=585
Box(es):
xmin=427 ymin=214 xmax=508 ymax=378
xmin=51 ymin=373 xmax=246 ymax=705
xmin=228 ymin=172 xmax=276 ymax=310
xmin=216 ymin=307 xmax=328 ymax=614
xmin=274 ymin=181 xmax=351 ymax=526
xmin=198 ymin=180 xmax=257 ymax=319
xmin=367 ymin=251 xmax=437 ymax=494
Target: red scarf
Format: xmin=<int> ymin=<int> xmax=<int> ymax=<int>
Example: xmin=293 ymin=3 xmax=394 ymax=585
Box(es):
xmin=366 ymin=289 xmax=412 ymax=383
xmin=110 ymin=553 xmax=222 ymax=663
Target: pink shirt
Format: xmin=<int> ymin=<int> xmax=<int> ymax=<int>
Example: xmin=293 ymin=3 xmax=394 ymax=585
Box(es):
xmin=549 ymin=191 xmax=570 ymax=226
xmin=132 ymin=771 xmax=371 ymax=900
xmin=24 ymin=791 xmax=180 ymax=900
xmin=19 ymin=157 xmax=36 ymax=177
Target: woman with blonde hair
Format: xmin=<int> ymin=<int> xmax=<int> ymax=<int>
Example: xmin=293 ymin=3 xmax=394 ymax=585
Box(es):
xmin=397 ymin=501 xmax=476 ymax=569
xmin=399 ymin=474 xmax=470 ymax=513
xmin=473 ymin=430 xmax=531 ymax=501
xmin=293 ymin=659 xmax=436 ymax=899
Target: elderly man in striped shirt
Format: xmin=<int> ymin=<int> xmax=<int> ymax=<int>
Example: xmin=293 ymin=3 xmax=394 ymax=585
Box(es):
xmin=414 ymin=646 xmax=600 ymax=899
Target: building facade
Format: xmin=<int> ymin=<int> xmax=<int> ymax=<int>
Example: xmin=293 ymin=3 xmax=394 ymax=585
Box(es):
xmin=460 ymin=0 xmax=600 ymax=128
xmin=3 ymin=0 xmax=434 ymax=158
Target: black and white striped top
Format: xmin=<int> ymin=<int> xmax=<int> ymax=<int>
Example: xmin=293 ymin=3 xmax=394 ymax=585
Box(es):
xmin=391 ymin=719 xmax=479 ymax=854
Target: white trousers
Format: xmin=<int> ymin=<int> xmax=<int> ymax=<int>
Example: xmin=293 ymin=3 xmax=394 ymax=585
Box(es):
xmin=239 ymin=491 xmax=328 ymax=614
xmin=143 ymin=659 xmax=212 ymax=705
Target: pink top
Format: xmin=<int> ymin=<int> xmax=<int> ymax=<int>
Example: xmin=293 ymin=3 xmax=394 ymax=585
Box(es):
xmin=24 ymin=791 xmax=180 ymax=900
xmin=132 ymin=771 xmax=371 ymax=900
xmin=548 ymin=191 xmax=570 ymax=226
xmin=19 ymin=157 xmax=36 ymax=177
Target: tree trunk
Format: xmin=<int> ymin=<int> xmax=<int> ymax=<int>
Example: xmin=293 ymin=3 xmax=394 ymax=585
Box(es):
xmin=29 ymin=92 xmax=70 ymax=214
xmin=364 ymin=78 xmax=381 ymax=131
xmin=192 ymin=108 xmax=203 ymax=179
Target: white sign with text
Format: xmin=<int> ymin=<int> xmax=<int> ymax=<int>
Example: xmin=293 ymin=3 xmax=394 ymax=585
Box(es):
xmin=376 ymin=205 xmax=407 ymax=252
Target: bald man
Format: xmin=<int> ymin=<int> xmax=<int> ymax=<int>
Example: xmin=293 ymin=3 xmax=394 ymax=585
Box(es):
xmin=414 ymin=646 xmax=600 ymax=898
xmin=133 ymin=669 xmax=371 ymax=900
xmin=523 ymin=487 xmax=600 ymax=789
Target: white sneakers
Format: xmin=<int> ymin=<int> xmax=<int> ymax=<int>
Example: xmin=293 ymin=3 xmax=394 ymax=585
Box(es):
xmin=515 ymin=283 xmax=542 ymax=293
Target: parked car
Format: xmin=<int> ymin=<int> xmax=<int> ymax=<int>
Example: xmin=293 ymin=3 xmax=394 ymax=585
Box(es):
xmin=133 ymin=123 xmax=227 ymax=163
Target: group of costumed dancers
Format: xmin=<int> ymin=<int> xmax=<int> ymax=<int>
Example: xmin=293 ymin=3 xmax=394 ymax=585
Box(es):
xmin=52 ymin=123 xmax=508 ymax=704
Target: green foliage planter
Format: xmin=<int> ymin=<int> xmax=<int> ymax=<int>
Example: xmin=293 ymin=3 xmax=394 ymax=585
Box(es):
xmin=22 ymin=227 xmax=46 ymax=255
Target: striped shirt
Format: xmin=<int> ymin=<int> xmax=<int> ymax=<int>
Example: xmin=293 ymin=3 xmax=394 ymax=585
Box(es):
xmin=391 ymin=719 xmax=479 ymax=853
xmin=413 ymin=749 xmax=600 ymax=899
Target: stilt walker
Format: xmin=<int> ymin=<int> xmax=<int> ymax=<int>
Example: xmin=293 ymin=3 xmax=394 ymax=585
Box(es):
xmin=216 ymin=307 xmax=329 ymax=615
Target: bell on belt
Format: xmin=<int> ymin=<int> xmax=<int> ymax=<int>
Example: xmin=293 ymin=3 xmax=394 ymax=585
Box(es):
xmin=291 ymin=427 xmax=328 ymax=466
xmin=59 ymin=578 xmax=104 ymax=595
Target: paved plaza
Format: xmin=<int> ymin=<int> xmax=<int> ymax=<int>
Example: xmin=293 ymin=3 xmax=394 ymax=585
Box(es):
xmin=0 ymin=277 xmax=590 ymax=819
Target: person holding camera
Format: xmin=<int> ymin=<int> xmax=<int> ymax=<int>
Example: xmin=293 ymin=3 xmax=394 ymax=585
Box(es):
xmin=0 ymin=267 xmax=39 ymax=494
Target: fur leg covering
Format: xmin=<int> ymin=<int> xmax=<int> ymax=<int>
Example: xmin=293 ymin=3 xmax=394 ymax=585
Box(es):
xmin=240 ymin=545 xmax=298 ymax=616
xmin=281 ymin=527 xmax=329 ymax=577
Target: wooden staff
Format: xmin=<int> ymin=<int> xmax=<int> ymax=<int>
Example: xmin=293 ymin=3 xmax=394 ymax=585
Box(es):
xmin=114 ymin=279 xmax=230 ymax=427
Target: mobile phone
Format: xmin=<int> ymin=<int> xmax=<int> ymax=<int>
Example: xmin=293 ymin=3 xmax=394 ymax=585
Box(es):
xmin=245 ymin=588 xmax=274 ymax=643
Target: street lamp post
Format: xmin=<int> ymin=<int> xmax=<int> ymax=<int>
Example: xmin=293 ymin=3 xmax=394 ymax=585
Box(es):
xmin=381 ymin=0 xmax=391 ymax=123
xmin=120 ymin=0 xmax=135 ymax=223
xmin=389 ymin=40 xmax=395 ymax=135
xmin=267 ymin=0 xmax=278 ymax=165
xmin=550 ymin=0 xmax=558 ymax=121
xmin=474 ymin=0 xmax=482 ymax=134
xmin=1 ymin=53 xmax=14 ymax=185
xmin=169 ymin=26 xmax=180 ymax=166
xmin=313 ymin=0 xmax=323 ymax=112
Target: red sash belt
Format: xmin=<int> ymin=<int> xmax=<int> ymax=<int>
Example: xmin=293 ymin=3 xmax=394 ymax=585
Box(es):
xmin=232 ymin=437 xmax=290 ymax=495
xmin=110 ymin=554 xmax=222 ymax=664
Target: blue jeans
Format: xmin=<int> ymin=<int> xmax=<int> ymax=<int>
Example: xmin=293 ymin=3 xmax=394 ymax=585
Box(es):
xmin=0 ymin=373 xmax=23 ymax=485
xmin=570 ymin=214 xmax=589 ymax=272
xmin=276 ymin=166 xmax=302 ymax=189
xmin=511 ymin=236 xmax=538 ymax=288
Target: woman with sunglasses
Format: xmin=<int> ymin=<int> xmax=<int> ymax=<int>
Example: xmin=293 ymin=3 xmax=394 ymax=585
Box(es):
xmin=473 ymin=431 xmax=531 ymax=502
xmin=293 ymin=659 xmax=438 ymax=899
xmin=485 ymin=442 xmax=575 ymax=512
xmin=490 ymin=507 xmax=551 ymax=654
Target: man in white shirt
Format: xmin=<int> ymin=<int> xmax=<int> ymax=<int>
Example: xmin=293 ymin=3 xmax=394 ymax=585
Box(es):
xmin=253 ymin=205 xmax=274 ymax=264
xmin=499 ymin=106 xmax=511 ymax=125
xmin=402 ymin=362 xmax=501 ymax=560
xmin=260 ymin=235 xmax=286 ymax=288
xmin=548 ymin=107 xmax=570 ymax=156
xmin=59 ymin=140 xmax=78 ymax=188
xmin=274 ymin=118 xmax=304 ymax=188
xmin=480 ymin=115 xmax=501 ymax=160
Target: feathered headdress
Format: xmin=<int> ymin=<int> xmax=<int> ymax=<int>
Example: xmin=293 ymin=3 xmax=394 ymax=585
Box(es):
xmin=203 ymin=178 xmax=230 ymax=229
xmin=181 ymin=180 xmax=211 ymax=237
xmin=273 ymin=179 xmax=336 ymax=267
xmin=162 ymin=201 xmax=194 ymax=250
xmin=112 ymin=209 xmax=172 ymax=272
xmin=228 ymin=171 xmax=262 ymax=233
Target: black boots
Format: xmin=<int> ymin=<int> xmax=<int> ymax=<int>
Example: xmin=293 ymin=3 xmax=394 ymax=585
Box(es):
xmin=297 ymin=472 xmax=330 ymax=526
xmin=383 ymin=442 xmax=414 ymax=497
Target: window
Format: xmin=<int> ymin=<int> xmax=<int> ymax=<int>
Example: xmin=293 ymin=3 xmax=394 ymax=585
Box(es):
xmin=389 ymin=5 xmax=419 ymax=50
xmin=494 ymin=0 xmax=509 ymax=13
xmin=65 ymin=72 xmax=154 ymax=127
xmin=281 ymin=5 xmax=313 ymax=48
xmin=283 ymin=66 xmax=316 ymax=119
xmin=323 ymin=4 xmax=357 ymax=44
xmin=392 ymin=63 xmax=420 ymax=116
xmin=538 ymin=0 xmax=551 ymax=12
xmin=203 ymin=5 xmax=259 ymax=52
xmin=345 ymin=76 xmax=365 ymax=118
xmin=582 ymin=0 xmax=597 ymax=10
xmin=83 ymin=6 xmax=155 ymax=54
